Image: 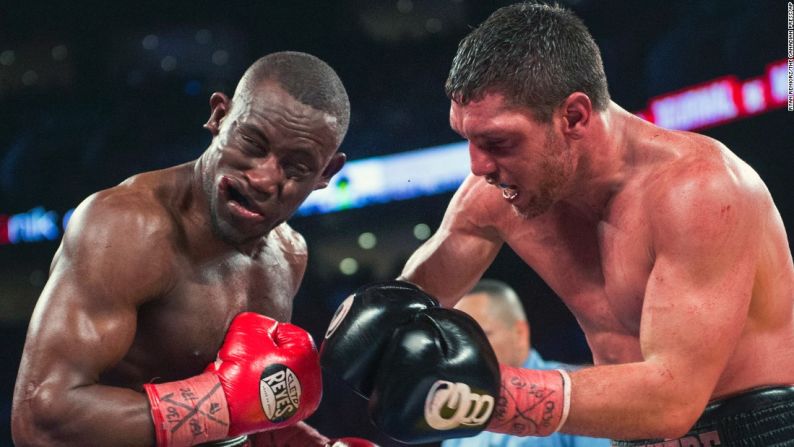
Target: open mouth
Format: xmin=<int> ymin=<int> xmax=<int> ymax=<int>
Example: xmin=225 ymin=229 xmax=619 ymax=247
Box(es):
xmin=500 ymin=185 xmax=519 ymax=201
xmin=222 ymin=178 xmax=263 ymax=218
xmin=493 ymin=180 xmax=518 ymax=201
xmin=227 ymin=183 xmax=252 ymax=209
xmin=485 ymin=176 xmax=519 ymax=201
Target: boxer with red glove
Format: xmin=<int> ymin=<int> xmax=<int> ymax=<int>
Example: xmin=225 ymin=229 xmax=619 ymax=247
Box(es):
xmin=144 ymin=312 xmax=322 ymax=447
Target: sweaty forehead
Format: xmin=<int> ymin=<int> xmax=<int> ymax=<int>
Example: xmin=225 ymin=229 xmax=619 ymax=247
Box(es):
xmin=235 ymin=82 xmax=333 ymax=123
xmin=450 ymin=96 xmax=532 ymax=139
xmin=233 ymin=82 xmax=341 ymax=146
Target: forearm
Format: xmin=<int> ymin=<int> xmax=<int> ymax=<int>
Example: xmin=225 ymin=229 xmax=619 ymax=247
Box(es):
xmin=399 ymin=236 xmax=466 ymax=306
xmin=563 ymin=362 xmax=709 ymax=440
xmin=399 ymin=233 xmax=501 ymax=307
xmin=14 ymin=383 xmax=153 ymax=447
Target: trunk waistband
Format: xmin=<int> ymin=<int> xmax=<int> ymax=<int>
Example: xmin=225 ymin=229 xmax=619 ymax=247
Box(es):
xmin=612 ymin=385 xmax=794 ymax=447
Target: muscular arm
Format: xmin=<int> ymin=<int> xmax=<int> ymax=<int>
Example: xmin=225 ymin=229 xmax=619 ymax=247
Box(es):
xmin=562 ymin=167 xmax=762 ymax=439
xmin=12 ymin=191 xmax=175 ymax=446
xmin=400 ymin=175 xmax=504 ymax=306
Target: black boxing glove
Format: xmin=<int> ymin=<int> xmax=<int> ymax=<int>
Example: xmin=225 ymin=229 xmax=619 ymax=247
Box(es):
xmin=320 ymin=280 xmax=439 ymax=397
xmin=368 ymin=307 xmax=500 ymax=444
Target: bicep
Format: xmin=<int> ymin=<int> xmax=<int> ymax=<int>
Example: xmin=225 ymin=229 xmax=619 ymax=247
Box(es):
xmin=20 ymin=247 xmax=148 ymax=392
xmin=23 ymin=270 xmax=139 ymax=387
xmin=15 ymin=259 xmax=162 ymax=445
xmin=18 ymin=196 xmax=170 ymax=389
xmin=640 ymin=178 xmax=759 ymax=400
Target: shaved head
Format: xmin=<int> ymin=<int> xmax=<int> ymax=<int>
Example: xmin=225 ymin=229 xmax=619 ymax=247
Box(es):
xmin=234 ymin=51 xmax=350 ymax=143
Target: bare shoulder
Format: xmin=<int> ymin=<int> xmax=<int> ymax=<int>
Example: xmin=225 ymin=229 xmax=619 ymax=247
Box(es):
xmin=643 ymin=131 xmax=767 ymax=243
xmin=272 ymin=222 xmax=307 ymax=257
xmin=270 ymin=222 xmax=308 ymax=294
xmin=68 ymin=173 xmax=179 ymax=250
xmin=58 ymin=176 xmax=180 ymax=304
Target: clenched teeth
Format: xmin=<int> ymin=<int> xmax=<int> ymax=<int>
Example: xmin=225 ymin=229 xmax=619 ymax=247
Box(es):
xmin=502 ymin=186 xmax=518 ymax=200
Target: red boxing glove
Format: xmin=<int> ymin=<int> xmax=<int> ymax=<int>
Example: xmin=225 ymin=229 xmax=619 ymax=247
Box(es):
xmin=144 ymin=313 xmax=323 ymax=446
xmin=248 ymin=423 xmax=378 ymax=447
xmin=329 ymin=437 xmax=380 ymax=447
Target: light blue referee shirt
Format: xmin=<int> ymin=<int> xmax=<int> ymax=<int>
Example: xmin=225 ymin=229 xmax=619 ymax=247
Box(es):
xmin=441 ymin=350 xmax=611 ymax=447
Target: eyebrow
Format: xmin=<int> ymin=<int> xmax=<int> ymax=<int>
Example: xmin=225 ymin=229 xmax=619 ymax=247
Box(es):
xmin=451 ymin=121 xmax=519 ymax=140
xmin=238 ymin=121 xmax=325 ymax=164
xmin=287 ymin=147 xmax=317 ymax=161
xmin=470 ymin=130 xmax=519 ymax=141
xmin=237 ymin=124 xmax=269 ymax=143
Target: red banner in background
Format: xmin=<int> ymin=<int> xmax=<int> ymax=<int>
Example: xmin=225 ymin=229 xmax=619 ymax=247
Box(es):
xmin=636 ymin=59 xmax=788 ymax=131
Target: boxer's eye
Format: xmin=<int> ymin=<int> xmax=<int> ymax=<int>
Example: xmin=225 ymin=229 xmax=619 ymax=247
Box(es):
xmin=238 ymin=133 xmax=268 ymax=156
xmin=284 ymin=162 xmax=311 ymax=179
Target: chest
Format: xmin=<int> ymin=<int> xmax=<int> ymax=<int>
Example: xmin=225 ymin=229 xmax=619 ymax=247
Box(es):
xmin=177 ymin=254 xmax=296 ymax=319
xmin=503 ymin=200 xmax=654 ymax=334
xmin=131 ymin=251 xmax=300 ymax=381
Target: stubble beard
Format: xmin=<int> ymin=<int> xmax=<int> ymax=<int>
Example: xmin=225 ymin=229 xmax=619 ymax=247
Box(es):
xmin=511 ymin=130 xmax=571 ymax=220
xmin=511 ymin=188 xmax=555 ymax=220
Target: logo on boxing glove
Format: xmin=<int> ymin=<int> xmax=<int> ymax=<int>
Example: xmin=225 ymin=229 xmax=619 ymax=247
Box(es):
xmin=260 ymin=364 xmax=302 ymax=422
xmin=424 ymin=380 xmax=494 ymax=431
xmin=325 ymin=294 xmax=354 ymax=339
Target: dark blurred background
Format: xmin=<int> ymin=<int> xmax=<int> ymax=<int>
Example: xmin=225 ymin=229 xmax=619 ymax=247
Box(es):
xmin=0 ymin=0 xmax=788 ymax=445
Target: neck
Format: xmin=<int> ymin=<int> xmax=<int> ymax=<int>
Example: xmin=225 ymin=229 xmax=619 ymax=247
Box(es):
xmin=182 ymin=156 xmax=238 ymax=259
xmin=559 ymin=102 xmax=635 ymax=221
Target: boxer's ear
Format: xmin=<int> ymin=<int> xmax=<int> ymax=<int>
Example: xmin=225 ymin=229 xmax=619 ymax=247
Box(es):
xmin=559 ymin=92 xmax=592 ymax=140
xmin=204 ymin=92 xmax=231 ymax=135
xmin=315 ymin=152 xmax=346 ymax=190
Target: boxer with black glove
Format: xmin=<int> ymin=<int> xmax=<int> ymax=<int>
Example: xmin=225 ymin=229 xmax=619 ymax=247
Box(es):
xmin=320 ymin=280 xmax=440 ymax=397
xmin=369 ymin=307 xmax=501 ymax=444
xmin=320 ymin=281 xmax=503 ymax=444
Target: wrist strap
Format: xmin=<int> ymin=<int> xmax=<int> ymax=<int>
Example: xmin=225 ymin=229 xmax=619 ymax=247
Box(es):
xmin=487 ymin=365 xmax=570 ymax=437
xmin=144 ymin=372 xmax=231 ymax=446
